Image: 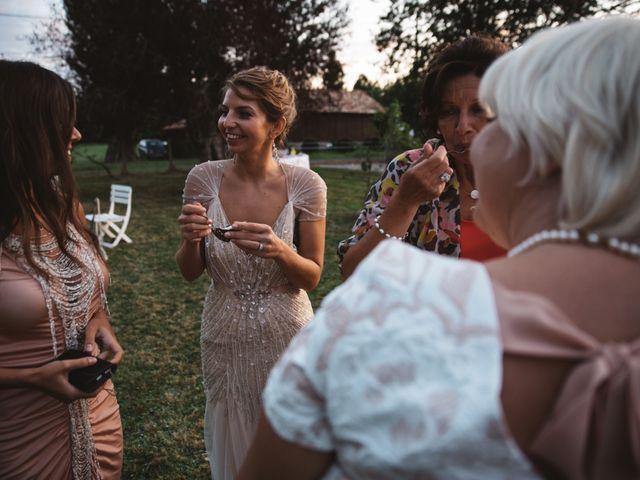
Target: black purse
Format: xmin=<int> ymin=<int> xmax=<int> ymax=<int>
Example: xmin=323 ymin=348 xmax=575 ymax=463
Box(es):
xmin=56 ymin=349 xmax=117 ymax=393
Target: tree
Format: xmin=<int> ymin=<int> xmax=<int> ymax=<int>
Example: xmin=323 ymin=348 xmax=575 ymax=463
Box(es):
xmin=220 ymin=0 xmax=349 ymax=90
xmin=375 ymin=100 xmax=420 ymax=161
xmin=373 ymin=0 xmax=640 ymax=141
xmin=60 ymin=1 xmax=183 ymax=171
xmin=353 ymin=74 xmax=384 ymax=104
xmin=354 ymin=74 xmax=422 ymax=138
xmin=377 ymin=0 xmax=640 ymax=75
xmin=33 ymin=0 xmax=349 ymax=167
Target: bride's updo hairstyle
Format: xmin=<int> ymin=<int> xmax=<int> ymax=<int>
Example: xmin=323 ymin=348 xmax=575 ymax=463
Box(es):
xmin=223 ymin=66 xmax=297 ymax=147
xmin=479 ymin=16 xmax=640 ymax=240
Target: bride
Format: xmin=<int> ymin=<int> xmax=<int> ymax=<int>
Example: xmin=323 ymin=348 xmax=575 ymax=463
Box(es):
xmin=175 ymin=66 xmax=327 ymax=479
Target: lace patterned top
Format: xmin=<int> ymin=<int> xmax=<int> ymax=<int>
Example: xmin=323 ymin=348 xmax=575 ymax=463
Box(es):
xmin=265 ymin=241 xmax=538 ymax=479
xmin=182 ymin=159 xmax=327 ymax=424
xmin=336 ymin=148 xmax=461 ymax=268
xmin=265 ymin=240 xmax=640 ymax=479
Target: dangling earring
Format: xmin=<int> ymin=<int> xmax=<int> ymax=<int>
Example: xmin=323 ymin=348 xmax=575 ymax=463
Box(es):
xmin=272 ymin=142 xmax=280 ymax=162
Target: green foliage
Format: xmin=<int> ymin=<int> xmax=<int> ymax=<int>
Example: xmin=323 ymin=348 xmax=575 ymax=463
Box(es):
xmin=370 ymin=0 xmax=640 ymax=142
xmin=35 ymin=1 xmax=349 ymax=164
xmin=72 ymin=155 xmax=371 ymax=477
xmin=355 ymin=75 xmax=423 ymax=140
xmin=224 ymin=0 xmax=349 ymax=90
xmin=375 ymin=100 xmax=420 ymax=161
xmin=353 ymin=74 xmax=385 ymax=104
xmin=376 ymin=0 xmax=640 ymax=75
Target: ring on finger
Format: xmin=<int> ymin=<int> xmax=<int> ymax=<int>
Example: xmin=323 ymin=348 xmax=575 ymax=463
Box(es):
xmin=257 ymin=242 xmax=264 ymax=251
xmin=439 ymin=172 xmax=451 ymax=183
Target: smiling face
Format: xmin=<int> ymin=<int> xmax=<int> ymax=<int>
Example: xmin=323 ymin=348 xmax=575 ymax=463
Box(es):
xmin=437 ymin=74 xmax=491 ymax=165
xmin=218 ymin=87 xmax=275 ymax=158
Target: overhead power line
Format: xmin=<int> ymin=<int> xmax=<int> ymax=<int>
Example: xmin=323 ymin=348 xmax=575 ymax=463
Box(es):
xmin=0 ymin=12 xmax=49 ymax=20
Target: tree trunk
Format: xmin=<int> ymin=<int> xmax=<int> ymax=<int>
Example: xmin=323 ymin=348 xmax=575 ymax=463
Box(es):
xmin=165 ymin=138 xmax=179 ymax=173
xmin=199 ymin=134 xmax=212 ymax=162
xmin=212 ymin=132 xmax=225 ymax=160
xmin=104 ymin=137 xmax=135 ymax=175
xmin=105 ymin=138 xmax=119 ymax=163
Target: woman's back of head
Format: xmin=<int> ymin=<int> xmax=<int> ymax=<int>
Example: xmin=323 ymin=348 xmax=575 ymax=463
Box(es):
xmin=480 ymin=16 xmax=640 ymax=241
xmin=478 ymin=18 xmax=640 ymax=479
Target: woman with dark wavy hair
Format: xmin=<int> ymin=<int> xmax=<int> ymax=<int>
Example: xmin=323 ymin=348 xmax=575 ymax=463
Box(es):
xmin=0 ymin=60 xmax=124 ymax=479
xmin=338 ymin=35 xmax=509 ymax=278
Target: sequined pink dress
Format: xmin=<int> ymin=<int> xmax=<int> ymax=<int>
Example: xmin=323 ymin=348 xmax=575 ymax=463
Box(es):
xmin=182 ymin=159 xmax=327 ymax=479
xmin=0 ymin=228 xmax=123 ymax=480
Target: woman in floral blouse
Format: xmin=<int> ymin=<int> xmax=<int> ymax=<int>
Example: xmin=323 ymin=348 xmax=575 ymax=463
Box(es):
xmin=338 ymin=35 xmax=509 ymax=278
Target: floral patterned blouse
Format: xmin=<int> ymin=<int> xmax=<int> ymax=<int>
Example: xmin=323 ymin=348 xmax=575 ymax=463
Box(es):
xmin=336 ymin=148 xmax=461 ymax=269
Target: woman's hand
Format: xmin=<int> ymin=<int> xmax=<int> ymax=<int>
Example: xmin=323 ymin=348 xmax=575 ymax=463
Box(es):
xmin=84 ymin=310 xmax=124 ymax=365
xmin=28 ymin=356 xmax=104 ymax=402
xmin=224 ymin=221 xmax=285 ymax=258
xmin=178 ymin=202 xmax=212 ymax=243
xmin=396 ymin=142 xmax=453 ymax=208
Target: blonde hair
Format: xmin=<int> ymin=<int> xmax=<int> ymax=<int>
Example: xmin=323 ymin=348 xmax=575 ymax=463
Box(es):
xmin=480 ymin=16 xmax=640 ymax=239
xmin=224 ymin=66 xmax=297 ymax=146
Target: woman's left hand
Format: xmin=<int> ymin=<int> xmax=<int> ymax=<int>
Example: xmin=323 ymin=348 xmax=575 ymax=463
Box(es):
xmin=224 ymin=221 xmax=284 ymax=258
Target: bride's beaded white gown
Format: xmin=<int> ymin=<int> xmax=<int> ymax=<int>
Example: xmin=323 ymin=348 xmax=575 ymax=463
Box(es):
xmin=182 ymin=159 xmax=327 ymax=479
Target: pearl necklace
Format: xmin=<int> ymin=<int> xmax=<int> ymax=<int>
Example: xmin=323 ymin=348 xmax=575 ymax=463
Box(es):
xmin=508 ymin=229 xmax=640 ymax=258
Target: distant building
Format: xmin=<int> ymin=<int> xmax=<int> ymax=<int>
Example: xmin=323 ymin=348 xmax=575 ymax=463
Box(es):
xmin=289 ymin=89 xmax=384 ymax=144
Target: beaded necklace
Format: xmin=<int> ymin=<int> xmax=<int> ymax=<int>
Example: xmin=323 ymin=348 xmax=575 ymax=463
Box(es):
xmin=507 ymin=229 xmax=640 ymax=258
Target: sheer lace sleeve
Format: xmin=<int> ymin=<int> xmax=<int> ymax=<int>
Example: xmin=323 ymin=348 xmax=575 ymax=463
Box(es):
xmin=182 ymin=160 xmax=227 ymax=209
xmin=284 ymin=165 xmax=327 ymax=221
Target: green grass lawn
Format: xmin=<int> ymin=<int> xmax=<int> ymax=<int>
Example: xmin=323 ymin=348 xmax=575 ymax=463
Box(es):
xmin=73 ymin=150 xmax=371 ymax=478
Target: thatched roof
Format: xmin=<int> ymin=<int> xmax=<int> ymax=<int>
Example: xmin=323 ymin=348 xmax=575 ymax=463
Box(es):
xmin=298 ymin=89 xmax=384 ymax=115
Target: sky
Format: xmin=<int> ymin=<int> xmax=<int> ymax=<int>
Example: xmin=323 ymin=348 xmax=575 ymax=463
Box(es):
xmin=0 ymin=0 xmax=396 ymax=90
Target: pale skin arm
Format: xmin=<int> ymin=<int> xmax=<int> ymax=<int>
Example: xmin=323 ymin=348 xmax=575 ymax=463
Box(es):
xmin=175 ymin=202 xmax=212 ymax=281
xmin=224 ymin=217 xmax=326 ymax=292
xmin=340 ymin=144 xmax=453 ymax=280
xmin=238 ymin=412 xmax=334 ymax=480
xmin=0 ymin=356 xmax=104 ymax=402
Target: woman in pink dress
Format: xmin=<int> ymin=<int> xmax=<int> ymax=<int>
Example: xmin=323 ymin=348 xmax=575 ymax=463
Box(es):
xmin=0 ymin=60 xmax=124 ymax=479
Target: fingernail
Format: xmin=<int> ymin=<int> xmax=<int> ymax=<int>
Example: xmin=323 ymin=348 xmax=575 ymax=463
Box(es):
xmin=85 ymin=344 xmax=93 ymax=352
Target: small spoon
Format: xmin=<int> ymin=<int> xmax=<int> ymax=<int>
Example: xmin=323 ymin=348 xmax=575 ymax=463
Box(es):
xmin=213 ymin=224 xmax=237 ymax=242
xmin=449 ymin=146 xmax=469 ymax=154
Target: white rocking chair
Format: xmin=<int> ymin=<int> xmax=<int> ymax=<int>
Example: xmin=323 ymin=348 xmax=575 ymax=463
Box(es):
xmin=86 ymin=184 xmax=133 ymax=249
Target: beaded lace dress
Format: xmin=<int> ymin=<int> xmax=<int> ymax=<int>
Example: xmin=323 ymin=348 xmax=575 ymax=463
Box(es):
xmin=0 ymin=226 xmax=120 ymax=479
xmin=182 ymin=159 xmax=327 ymax=479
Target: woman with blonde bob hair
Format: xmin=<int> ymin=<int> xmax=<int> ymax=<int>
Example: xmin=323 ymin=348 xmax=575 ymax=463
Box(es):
xmin=238 ymin=17 xmax=640 ymax=480
xmin=176 ymin=66 xmax=326 ymax=479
